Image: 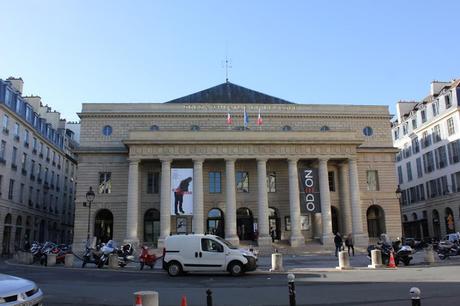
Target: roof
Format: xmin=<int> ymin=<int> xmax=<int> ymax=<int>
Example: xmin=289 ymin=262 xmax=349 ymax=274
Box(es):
xmin=166 ymin=81 xmax=294 ymax=104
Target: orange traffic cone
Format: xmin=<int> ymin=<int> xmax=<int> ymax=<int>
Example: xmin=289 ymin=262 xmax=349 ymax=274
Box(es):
xmin=181 ymin=295 xmax=187 ymax=306
xmin=388 ymin=251 xmax=397 ymax=268
xmin=135 ymin=295 xmax=142 ymax=306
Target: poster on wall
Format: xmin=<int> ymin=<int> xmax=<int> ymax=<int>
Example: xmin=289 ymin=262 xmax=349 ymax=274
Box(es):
xmin=170 ymin=168 xmax=193 ymax=216
xmin=298 ymin=167 xmax=321 ymax=213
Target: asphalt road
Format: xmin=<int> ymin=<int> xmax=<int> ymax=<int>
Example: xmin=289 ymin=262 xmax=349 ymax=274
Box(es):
xmin=1 ymin=261 xmax=460 ymax=306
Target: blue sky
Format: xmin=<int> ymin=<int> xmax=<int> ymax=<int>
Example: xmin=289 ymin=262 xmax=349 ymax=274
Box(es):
xmin=1 ymin=1 xmax=459 ymax=122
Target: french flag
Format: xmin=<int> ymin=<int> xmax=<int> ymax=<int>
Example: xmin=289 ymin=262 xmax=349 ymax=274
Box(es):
xmin=226 ymin=111 xmax=233 ymax=125
xmin=257 ymin=108 xmax=263 ymax=126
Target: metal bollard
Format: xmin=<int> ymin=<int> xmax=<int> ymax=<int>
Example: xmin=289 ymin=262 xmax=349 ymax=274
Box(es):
xmin=368 ymin=249 xmax=383 ymax=269
xmin=270 ymin=252 xmax=284 ymax=272
xmin=409 ymin=287 xmax=421 ymax=306
xmin=133 ymin=291 xmax=159 ymax=306
xmin=206 ymin=289 xmax=213 ymax=306
xmin=287 ymin=273 xmax=296 ymax=306
xmin=336 ymin=251 xmax=352 ymax=270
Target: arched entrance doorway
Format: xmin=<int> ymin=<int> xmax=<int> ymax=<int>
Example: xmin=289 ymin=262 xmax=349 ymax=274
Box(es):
xmin=2 ymin=214 xmax=12 ymax=255
xmin=366 ymin=205 xmax=386 ymax=238
xmin=207 ymin=208 xmax=224 ymax=238
xmin=94 ymin=209 xmax=113 ymax=244
xmin=14 ymin=216 xmax=23 ymax=251
xmin=144 ymin=209 xmax=160 ymax=247
xmin=331 ymin=206 xmax=339 ymax=235
xmin=445 ymin=207 xmax=456 ymax=234
xmin=237 ymin=207 xmax=254 ymax=241
xmin=432 ymin=210 xmax=441 ymax=239
xmin=269 ymin=207 xmax=281 ymax=241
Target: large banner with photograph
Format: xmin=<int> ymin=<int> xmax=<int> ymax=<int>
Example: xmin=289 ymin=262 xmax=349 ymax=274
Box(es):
xmin=171 ymin=168 xmax=194 ymax=216
xmin=298 ymin=168 xmax=321 ymax=213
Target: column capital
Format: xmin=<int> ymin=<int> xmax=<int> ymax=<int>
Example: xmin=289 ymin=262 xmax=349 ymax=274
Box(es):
xmin=225 ymin=158 xmax=236 ymax=163
xmin=348 ymin=157 xmax=357 ymax=163
xmin=160 ymin=158 xmax=172 ymax=164
xmin=318 ymin=157 xmax=329 ymax=163
xmin=287 ymin=157 xmax=299 ymax=164
xmin=257 ymin=157 xmax=269 ymax=163
xmin=193 ymin=158 xmax=205 ymax=164
xmin=128 ymin=158 xmax=140 ymax=164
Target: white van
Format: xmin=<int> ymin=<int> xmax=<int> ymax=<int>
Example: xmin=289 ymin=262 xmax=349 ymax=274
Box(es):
xmin=162 ymin=234 xmax=257 ymax=276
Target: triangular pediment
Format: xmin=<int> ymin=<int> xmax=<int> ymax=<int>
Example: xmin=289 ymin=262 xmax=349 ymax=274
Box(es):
xmin=166 ymin=82 xmax=293 ymax=104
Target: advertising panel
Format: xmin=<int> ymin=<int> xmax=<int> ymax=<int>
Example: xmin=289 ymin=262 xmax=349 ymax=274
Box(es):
xmin=171 ymin=168 xmax=193 ymax=215
xmin=298 ymin=168 xmax=321 ymax=213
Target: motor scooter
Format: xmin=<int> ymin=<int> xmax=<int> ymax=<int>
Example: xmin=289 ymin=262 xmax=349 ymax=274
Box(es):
xmin=139 ymin=245 xmax=161 ymax=270
xmin=437 ymin=242 xmax=460 ymax=260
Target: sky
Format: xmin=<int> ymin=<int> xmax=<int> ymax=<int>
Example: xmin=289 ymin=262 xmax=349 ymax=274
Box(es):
xmin=1 ymin=1 xmax=460 ymax=122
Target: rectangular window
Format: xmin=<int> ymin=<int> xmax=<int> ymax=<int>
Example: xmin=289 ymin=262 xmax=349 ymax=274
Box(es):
xmin=146 ymin=172 xmax=160 ymax=194
xmin=2 ymin=114 xmax=9 ymax=130
xmin=403 ymin=123 xmax=408 ymax=135
xmin=421 ymin=109 xmax=427 ymax=123
xmin=236 ymin=171 xmax=249 ymax=192
xmin=366 ymin=170 xmax=379 ymax=191
xmin=32 ymin=137 xmax=37 ymax=151
xmin=412 ymin=118 xmax=417 ymax=130
xmin=14 ymin=123 xmax=19 ymax=137
xmin=447 ymin=118 xmax=455 ymax=136
xmin=12 ymin=147 xmax=17 ymax=166
xmin=441 ymin=176 xmax=449 ymax=195
xmin=0 ymin=140 xmax=5 ymax=160
xmin=435 ymin=146 xmax=448 ymax=169
xmin=98 ymin=172 xmax=112 ymax=194
xmin=422 ymin=131 xmax=431 ymax=148
xmin=267 ymin=172 xmax=276 ymax=193
xmin=397 ymin=166 xmax=403 ymax=184
xmin=208 ymin=172 xmax=222 ymax=193
xmin=452 ymin=172 xmax=460 ymax=192
xmin=30 ymin=160 xmax=35 ymax=176
xmin=423 ymin=151 xmax=435 ymax=173
xmin=394 ymin=128 xmax=399 ymax=140
xmin=0 ymin=175 xmax=2 ymax=196
xmin=416 ymin=157 xmax=423 ymax=178
xmin=406 ymin=162 xmax=413 ymax=181
xmin=445 ymin=94 xmax=452 ymax=109
xmin=432 ymin=101 xmax=439 ymax=117
xmin=448 ymin=139 xmax=460 ymax=164
xmin=8 ymin=179 xmax=14 ymax=200
xmin=432 ymin=125 xmax=442 ymax=143
xmin=21 ymin=153 xmax=27 ymax=170
xmin=412 ymin=138 xmax=420 ymax=154
xmin=403 ymin=144 xmax=411 ymax=158
xmin=24 ymin=129 xmax=29 ymax=145
xmin=418 ymin=184 xmax=425 ymax=201
xmin=328 ymin=171 xmax=335 ymax=192
xmin=38 ymin=164 xmax=42 ymax=180
xmin=19 ymin=183 xmax=24 ymax=203
xmin=44 ymin=167 xmax=48 ymax=183
xmin=28 ymin=186 xmax=33 ymax=206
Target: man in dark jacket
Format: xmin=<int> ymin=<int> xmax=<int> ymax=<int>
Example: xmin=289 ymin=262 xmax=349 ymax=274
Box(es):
xmin=334 ymin=232 xmax=343 ymax=257
xmin=174 ymin=177 xmax=192 ymax=215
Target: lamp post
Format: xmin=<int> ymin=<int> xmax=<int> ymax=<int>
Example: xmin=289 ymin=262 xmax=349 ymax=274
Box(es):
xmin=85 ymin=186 xmax=95 ymax=247
xmin=395 ymin=185 xmax=403 ymax=237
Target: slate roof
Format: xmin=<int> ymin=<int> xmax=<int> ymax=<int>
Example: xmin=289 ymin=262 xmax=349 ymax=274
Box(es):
xmin=166 ymin=82 xmax=294 ymax=104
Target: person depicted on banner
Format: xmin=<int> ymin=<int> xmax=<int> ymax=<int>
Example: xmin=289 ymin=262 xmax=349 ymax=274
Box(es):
xmin=345 ymin=233 xmax=354 ymax=256
xmin=334 ymin=232 xmax=343 ymax=257
xmin=174 ymin=177 xmax=192 ymax=215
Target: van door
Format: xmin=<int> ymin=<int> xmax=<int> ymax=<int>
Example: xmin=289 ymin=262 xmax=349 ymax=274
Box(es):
xmin=199 ymin=238 xmax=226 ymax=271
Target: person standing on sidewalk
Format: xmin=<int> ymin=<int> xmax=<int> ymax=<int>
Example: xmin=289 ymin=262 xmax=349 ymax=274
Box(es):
xmin=345 ymin=233 xmax=354 ymax=256
xmin=334 ymin=232 xmax=343 ymax=257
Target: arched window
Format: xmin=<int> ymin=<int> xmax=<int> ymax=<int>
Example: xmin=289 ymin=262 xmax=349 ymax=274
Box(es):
xmin=102 ymin=125 xmax=112 ymax=136
xmin=237 ymin=207 xmax=254 ymax=241
xmin=320 ymin=125 xmax=330 ymax=132
xmin=412 ymin=213 xmax=418 ymax=221
xmin=191 ymin=125 xmax=200 ymax=131
xmin=363 ymin=126 xmax=373 ymax=136
xmin=94 ymin=209 xmax=113 ymax=244
xmin=207 ymin=208 xmax=224 ymax=238
xmin=445 ymin=207 xmax=456 ymax=234
xmin=144 ymin=209 xmax=160 ymax=247
xmin=282 ymin=125 xmax=292 ymax=131
xmin=269 ymin=207 xmax=281 ymax=241
xmin=150 ymin=125 xmax=159 ymax=131
xmin=367 ymin=205 xmax=386 ymax=238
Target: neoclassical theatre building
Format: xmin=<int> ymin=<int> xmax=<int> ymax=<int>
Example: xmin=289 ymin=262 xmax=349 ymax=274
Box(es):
xmin=73 ymin=82 xmax=401 ymax=251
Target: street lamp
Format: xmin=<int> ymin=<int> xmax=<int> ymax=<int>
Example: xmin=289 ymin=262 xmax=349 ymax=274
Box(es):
xmin=395 ymin=185 xmax=403 ymax=237
xmin=85 ymin=186 xmax=95 ymax=247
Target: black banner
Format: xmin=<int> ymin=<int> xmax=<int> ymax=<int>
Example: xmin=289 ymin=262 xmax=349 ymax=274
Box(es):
xmin=298 ymin=168 xmax=321 ymax=213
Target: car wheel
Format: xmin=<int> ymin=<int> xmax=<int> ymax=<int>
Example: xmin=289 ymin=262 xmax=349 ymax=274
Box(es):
xmin=402 ymin=258 xmax=411 ymax=266
xmin=228 ymin=261 xmax=243 ymax=276
xmin=167 ymin=261 xmax=182 ymax=277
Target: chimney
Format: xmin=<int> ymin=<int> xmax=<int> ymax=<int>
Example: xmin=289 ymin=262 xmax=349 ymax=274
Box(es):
xmin=430 ymin=80 xmax=450 ymax=96
xmin=7 ymin=77 xmax=24 ymax=94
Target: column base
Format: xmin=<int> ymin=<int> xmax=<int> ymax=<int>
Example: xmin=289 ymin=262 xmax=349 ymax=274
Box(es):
xmin=352 ymin=233 xmax=369 ymax=247
xmin=225 ymin=236 xmax=240 ymax=247
xmin=290 ymin=235 xmax=304 ymax=247
xmin=321 ymin=234 xmax=334 ymax=246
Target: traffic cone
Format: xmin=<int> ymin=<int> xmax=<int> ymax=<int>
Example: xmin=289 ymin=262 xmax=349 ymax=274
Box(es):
xmin=181 ymin=295 xmax=187 ymax=306
xmin=388 ymin=251 xmax=396 ymax=268
xmin=135 ymin=295 xmax=142 ymax=306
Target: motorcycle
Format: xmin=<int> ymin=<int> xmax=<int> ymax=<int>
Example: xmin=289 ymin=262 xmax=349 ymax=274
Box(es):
xmin=81 ymin=244 xmax=103 ymax=268
xmin=367 ymin=240 xmax=412 ymax=266
xmin=437 ymin=241 xmax=460 ymax=260
xmin=394 ymin=241 xmax=413 ymax=266
xmin=97 ymin=240 xmax=134 ymax=268
xmin=139 ymin=245 xmax=161 ymax=270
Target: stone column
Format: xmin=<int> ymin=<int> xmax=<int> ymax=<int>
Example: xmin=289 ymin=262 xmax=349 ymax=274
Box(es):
xmin=225 ymin=159 xmax=239 ymax=245
xmin=193 ymin=159 xmax=204 ymax=234
xmin=257 ymin=158 xmax=271 ymax=246
xmin=125 ymin=159 xmax=140 ymax=243
xmin=349 ymin=158 xmax=368 ymax=246
xmin=158 ymin=159 xmax=171 ymax=248
xmin=338 ymin=162 xmax=352 ymax=236
xmin=318 ymin=158 xmax=333 ymax=245
xmin=288 ymin=158 xmax=304 ymax=247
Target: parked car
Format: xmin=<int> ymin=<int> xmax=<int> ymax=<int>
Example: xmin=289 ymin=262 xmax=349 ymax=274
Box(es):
xmin=162 ymin=234 xmax=257 ymax=276
xmin=0 ymin=273 xmax=43 ymax=305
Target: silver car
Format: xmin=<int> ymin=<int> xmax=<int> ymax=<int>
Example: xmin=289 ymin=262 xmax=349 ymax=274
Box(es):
xmin=0 ymin=273 xmax=43 ymax=305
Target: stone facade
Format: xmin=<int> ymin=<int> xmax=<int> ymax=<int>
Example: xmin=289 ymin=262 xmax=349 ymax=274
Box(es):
xmin=73 ymin=82 xmax=401 ymax=251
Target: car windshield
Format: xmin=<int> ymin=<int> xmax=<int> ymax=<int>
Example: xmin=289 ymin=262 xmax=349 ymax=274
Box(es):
xmin=215 ymin=236 xmax=238 ymax=249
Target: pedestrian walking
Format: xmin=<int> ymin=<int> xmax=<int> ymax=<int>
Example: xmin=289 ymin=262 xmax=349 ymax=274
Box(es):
xmin=334 ymin=232 xmax=343 ymax=257
xmin=270 ymin=227 xmax=276 ymax=243
xmin=345 ymin=233 xmax=354 ymax=256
